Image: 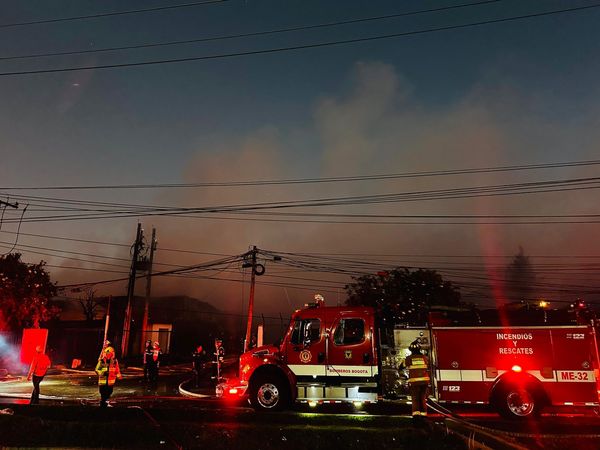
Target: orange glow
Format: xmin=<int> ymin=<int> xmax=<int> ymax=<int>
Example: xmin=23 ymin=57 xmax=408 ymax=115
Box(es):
xmin=511 ymin=365 xmax=522 ymax=373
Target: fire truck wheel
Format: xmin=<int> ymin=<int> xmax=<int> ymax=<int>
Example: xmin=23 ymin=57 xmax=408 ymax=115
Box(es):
xmin=494 ymin=383 xmax=542 ymax=420
xmin=249 ymin=374 xmax=290 ymax=411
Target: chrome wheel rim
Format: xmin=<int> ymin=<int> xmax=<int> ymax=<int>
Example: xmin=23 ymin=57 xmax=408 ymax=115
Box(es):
xmin=257 ymin=383 xmax=280 ymax=408
xmin=506 ymin=390 xmax=534 ymax=416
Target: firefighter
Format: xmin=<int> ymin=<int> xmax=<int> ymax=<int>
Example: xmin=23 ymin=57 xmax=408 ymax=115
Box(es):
xmin=212 ymin=339 xmax=225 ymax=382
xmin=95 ymin=346 xmax=122 ymax=407
xmin=27 ymin=345 xmax=51 ymax=405
xmin=192 ymin=345 xmax=207 ymax=388
xmin=403 ymin=339 xmax=430 ymax=419
xmin=142 ymin=339 xmax=153 ymax=382
xmin=98 ymin=339 xmax=111 ymax=360
xmin=148 ymin=341 xmax=162 ymax=382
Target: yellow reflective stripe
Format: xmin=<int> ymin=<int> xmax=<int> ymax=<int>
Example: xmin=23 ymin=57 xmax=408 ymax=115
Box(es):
xmin=408 ymin=364 xmax=427 ymax=370
xmin=409 ymin=376 xmax=430 ymax=382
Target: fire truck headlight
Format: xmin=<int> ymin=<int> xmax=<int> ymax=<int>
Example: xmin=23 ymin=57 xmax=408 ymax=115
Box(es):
xmin=353 ymin=401 xmax=363 ymax=408
xmin=511 ymin=365 xmax=522 ymax=373
xmin=308 ymin=401 xmax=317 ymax=408
xmin=228 ymin=388 xmax=238 ymax=395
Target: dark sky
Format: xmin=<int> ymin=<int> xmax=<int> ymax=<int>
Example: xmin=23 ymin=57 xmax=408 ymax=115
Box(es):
xmin=1 ymin=0 xmax=599 ymax=319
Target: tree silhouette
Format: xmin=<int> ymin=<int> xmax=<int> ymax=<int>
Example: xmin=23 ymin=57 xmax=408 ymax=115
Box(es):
xmin=345 ymin=268 xmax=461 ymax=326
xmin=0 ymin=253 xmax=58 ymax=331
xmin=505 ymin=246 xmax=536 ymax=303
xmin=78 ymin=288 xmax=102 ymax=322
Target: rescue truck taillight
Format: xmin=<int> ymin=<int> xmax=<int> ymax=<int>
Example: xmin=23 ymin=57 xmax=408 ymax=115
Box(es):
xmin=511 ymin=365 xmax=522 ymax=373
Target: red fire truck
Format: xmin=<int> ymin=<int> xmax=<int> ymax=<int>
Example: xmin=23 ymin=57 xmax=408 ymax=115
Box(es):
xmin=217 ymin=299 xmax=600 ymax=418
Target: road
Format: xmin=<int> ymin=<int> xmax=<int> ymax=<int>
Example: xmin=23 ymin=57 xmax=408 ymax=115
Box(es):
xmin=1 ymin=367 xmax=600 ymax=449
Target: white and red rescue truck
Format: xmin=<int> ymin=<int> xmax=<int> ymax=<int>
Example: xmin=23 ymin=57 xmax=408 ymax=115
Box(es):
xmin=430 ymin=325 xmax=600 ymax=418
xmin=217 ymin=301 xmax=600 ymax=419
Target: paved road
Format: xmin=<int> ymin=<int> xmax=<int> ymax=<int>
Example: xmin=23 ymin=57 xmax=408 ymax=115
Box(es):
xmin=2 ymin=368 xmax=600 ymax=449
xmin=0 ymin=364 xmax=194 ymax=404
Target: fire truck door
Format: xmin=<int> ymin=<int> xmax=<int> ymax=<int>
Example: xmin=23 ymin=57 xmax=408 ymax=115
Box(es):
xmin=284 ymin=317 xmax=327 ymax=378
xmin=327 ymin=318 xmax=375 ymax=378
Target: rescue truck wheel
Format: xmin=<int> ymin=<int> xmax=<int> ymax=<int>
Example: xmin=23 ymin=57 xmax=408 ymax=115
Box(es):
xmin=249 ymin=374 xmax=289 ymax=411
xmin=494 ymin=383 xmax=542 ymax=420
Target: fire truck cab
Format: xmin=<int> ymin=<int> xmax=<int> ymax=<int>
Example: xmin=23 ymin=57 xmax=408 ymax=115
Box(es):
xmin=217 ymin=301 xmax=380 ymax=410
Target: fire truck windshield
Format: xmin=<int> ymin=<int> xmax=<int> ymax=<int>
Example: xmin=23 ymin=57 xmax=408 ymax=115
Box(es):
xmin=291 ymin=318 xmax=321 ymax=346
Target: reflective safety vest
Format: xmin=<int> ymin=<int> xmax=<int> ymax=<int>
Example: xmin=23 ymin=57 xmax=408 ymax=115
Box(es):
xmin=95 ymin=358 xmax=122 ymax=386
xmin=405 ymin=354 xmax=430 ymax=385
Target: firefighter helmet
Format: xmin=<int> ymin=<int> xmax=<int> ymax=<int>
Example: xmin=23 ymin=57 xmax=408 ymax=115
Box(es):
xmin=408 ymin=340 xmax=422 ymax=354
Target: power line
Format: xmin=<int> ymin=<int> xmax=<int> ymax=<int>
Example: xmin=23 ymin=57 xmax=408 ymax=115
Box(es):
xmin=49 ymin=245 xmax=599 ymax=301
xmin=57 ymin=253 xmax=246 ymax=289
xmin=0 ymin=0 xmax=227 ymax=29
xmin=1 ymin=2 xmax=599 ymax=77
xmin=4 ymin=176 xmax=600 ymax=225
xmin=2 ymin=159 xmax=600 ymax=190
xmin=4 ymin=228 xmax=600 ymax=267
xmin=0 ymin=1 xmax=502 ymax=61
xmin=0 ymin=228 xmax=237 ymax=257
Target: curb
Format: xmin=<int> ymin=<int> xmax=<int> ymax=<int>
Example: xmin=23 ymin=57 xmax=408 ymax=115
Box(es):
xmin=0 ymin=392 xmax=73 ymax=401
xmin=0 ymin=377 xmax=24 ymax=384
xmin=445 ymin=417 xmax=530 ymax=450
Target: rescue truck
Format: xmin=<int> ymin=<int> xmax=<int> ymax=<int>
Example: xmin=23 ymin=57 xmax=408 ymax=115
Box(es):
xmin=217 ymin=298 xmax=600 ymax=419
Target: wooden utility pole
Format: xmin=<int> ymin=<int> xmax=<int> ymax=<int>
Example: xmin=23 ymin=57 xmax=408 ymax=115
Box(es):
xmin=121 ymin=223 xmax=143 ymax=358
xmin=140 ymin=228 xmax=157 ymax=353
xmin=244 ymin=246 xmax=258 ymax=353
xmin=0 ymin=200 xmax=18 ymax=231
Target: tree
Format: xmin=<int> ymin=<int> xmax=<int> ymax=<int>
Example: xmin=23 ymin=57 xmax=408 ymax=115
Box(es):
xmin=77 ymin=288 xmax=102 ymax=322
xmin=505 ymin=246 xmax=536 ymax=303
xmin=345 ymin=267 xmax=461 ymax=326
xmin=0 ymin=253 xmax=58 ymax=331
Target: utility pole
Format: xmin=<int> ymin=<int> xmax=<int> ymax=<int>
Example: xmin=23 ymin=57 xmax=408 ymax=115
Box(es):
xmin=244 ymin=246 xmax=262 ymax=353
xmin=141 ymin=228 xmax=157 ymax=353
xmin=0 ymin=200 xmax=18 ymax=231
xmin=122 ymin=223 xmax=143 ymax=358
